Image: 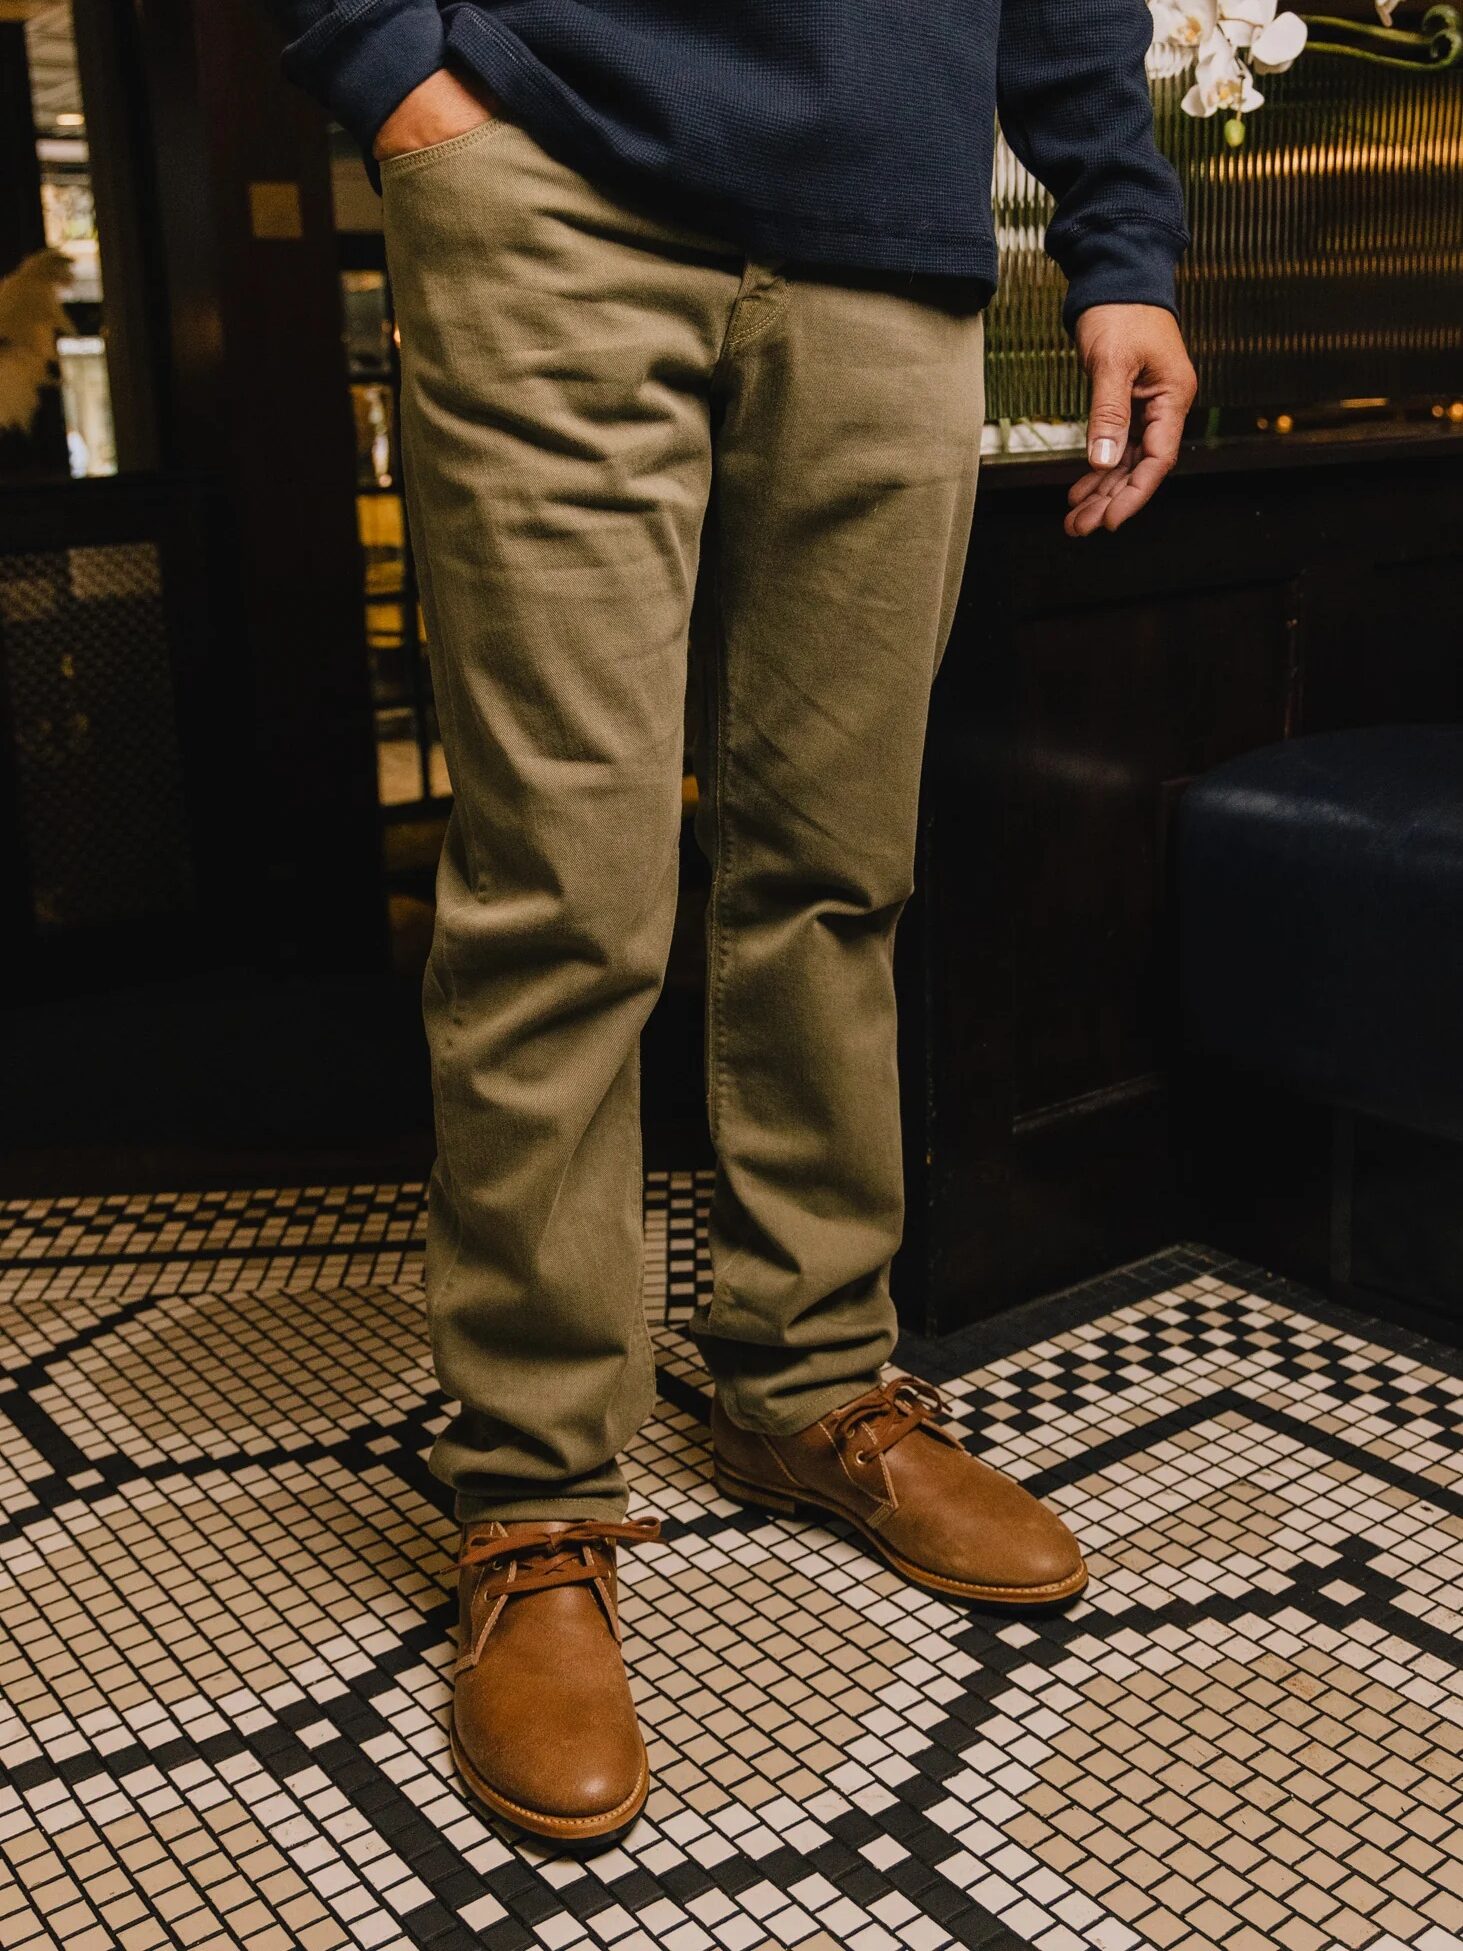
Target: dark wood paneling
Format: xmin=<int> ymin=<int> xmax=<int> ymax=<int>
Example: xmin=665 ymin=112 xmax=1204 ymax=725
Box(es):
xmin=897 ymin=434 xmax=1463 ymax=1334
xmin=1301 ymin=552 xmax=1463 ymax=732
xmin=1011 ymin=580 xmax=1292 ymax=1116
xmin=131 ymin=0 xmax=384 ymax=973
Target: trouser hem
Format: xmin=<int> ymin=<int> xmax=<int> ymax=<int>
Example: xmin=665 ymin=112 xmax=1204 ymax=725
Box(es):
xmin=453 ymin=1492 xmax=631 ymax=1525
xmin=710 ymin=1371 xmax=887 ymax=1439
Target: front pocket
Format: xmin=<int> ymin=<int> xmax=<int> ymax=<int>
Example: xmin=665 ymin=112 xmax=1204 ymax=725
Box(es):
xmin=379 ymin=115 xmax=511 ymax=180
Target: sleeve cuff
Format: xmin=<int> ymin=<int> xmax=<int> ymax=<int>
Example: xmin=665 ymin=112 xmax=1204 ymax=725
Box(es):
xmin=1056 ymin=220 xmax=1190 ymax=339
xmin=282 ymin=0 xmax=446 ymax=157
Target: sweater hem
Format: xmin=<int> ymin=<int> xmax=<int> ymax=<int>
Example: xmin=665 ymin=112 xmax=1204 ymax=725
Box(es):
xmin=443 ymin=8 xmax=1002 ymax=284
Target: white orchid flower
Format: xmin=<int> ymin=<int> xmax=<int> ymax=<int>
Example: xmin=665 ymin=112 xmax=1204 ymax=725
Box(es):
xmin=1180 ymin=29 xmax=1266 ymax=114
xmin=1249 ymin=7 xmax=1308 ymax=70
xmin=1216 ymin=0 xmax=1277 ymax=46
xmin=1147 ymin=0 xmax=1217 ymax=76
xmin=1149 ymin=0 xmax=1307 ymax=114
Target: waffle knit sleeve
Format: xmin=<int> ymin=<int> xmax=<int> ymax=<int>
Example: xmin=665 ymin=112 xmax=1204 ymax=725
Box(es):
xmin=995 ymin=0 xmax=1192 ymax=337
xmin=256 ymin=0 xmax=446 ymax=154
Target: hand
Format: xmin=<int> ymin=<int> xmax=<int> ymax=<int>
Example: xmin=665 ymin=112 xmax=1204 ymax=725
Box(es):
xmin=372 ymin=68 xmax=502 ymax=162
xmin=1064 ymin=304 xmax=1198 ymax=537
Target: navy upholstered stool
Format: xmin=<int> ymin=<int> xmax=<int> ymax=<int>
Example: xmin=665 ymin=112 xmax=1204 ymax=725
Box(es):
xmin=1176 ymin=725 xmax=1463 ymax=1308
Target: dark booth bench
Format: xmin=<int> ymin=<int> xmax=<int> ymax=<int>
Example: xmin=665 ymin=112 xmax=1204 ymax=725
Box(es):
xmin=1176 ymin=726 xmax=1463 ymax=1327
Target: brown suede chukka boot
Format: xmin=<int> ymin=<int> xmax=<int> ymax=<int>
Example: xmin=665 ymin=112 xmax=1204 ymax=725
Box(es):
xmin=451 ymin=1517 xmax=661 ymax=1847
xmin=712 ymin=1377 xmax=1087 ymax=1608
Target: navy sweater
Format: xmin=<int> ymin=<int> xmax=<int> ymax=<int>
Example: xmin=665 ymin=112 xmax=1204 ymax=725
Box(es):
xmin=265 ymin=0 xmax=1190 ymax=335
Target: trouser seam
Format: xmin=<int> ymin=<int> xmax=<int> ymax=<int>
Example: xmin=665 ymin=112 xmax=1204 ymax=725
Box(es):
xmin=406 ymin=447 xmax=468 ymax=1388
xmin=703 ymin=547 xmax=731 ymax=1160
xmin=630 ymin=1042 xmax=659 ymax=1419
xmin=702 ymin=537 xmax=736 ymax=1389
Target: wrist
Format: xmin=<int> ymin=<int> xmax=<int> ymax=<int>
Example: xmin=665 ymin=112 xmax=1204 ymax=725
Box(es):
xmin=372 ymin=68 xmax=500 ymax=161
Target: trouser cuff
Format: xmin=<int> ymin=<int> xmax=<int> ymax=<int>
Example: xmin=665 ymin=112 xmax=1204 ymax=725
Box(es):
xmin=454 ymin=1491 xmax=631 ymax=1525
xmin=710 ymin=1371 xmax=887 ymax=1439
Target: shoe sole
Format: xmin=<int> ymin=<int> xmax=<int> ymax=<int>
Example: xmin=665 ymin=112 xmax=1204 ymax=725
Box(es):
xmin=449 ymin=1720 xmax=650 ymax=1851
xmin=712 ymin=1462 xmax=1090 ymax=1610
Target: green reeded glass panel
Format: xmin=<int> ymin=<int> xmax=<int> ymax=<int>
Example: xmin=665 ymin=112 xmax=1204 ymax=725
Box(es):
xmin=985 ymin=62 xmax=1463 ymax=418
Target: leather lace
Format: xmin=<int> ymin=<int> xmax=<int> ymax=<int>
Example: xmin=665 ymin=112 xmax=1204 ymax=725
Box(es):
xmin=825 ymin=1376 xmax=950 ymax=1464
xmin=458 ymin=1517 xmax=661 ymax=1596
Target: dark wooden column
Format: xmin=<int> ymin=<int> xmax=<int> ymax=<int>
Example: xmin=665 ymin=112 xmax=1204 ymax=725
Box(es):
xmin=131 ymin=0 xmax=385 ymax=973
xmin=71 ymin=0 xmax=162 ymax=472
xmin=0 ymin=20 xmax=69 ymax=479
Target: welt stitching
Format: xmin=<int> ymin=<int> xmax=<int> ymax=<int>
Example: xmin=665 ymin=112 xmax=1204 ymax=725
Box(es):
xmin=711 ymin=261 xmax=757 ymax=380
xmin=725 ymin=289 xmax=788 ymax=357
xmin=381 ymin=118 xmax=510 ymax=178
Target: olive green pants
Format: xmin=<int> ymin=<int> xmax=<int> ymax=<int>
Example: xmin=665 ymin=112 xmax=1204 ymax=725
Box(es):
xmin=383 ymin=114 xmax=986 ymax=1523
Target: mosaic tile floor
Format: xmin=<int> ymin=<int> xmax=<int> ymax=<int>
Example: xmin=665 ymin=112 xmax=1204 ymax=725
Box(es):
xmin=2 ymin=1178 xmax=1462 ymax=1951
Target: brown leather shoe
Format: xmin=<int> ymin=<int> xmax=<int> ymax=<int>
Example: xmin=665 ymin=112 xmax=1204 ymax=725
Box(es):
xmin=451 ymin=1516 xmax=661 ymax=1847
xmin=712 ymin=1377 xmax=1087 ymax=1608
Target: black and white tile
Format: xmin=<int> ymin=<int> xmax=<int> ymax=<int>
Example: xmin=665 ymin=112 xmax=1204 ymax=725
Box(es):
xmin=2 ymin=1175 xmax=1461 ymax=1951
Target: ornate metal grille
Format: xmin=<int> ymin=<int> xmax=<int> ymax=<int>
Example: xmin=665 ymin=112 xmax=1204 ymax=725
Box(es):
xmin=986 ymin=55 xmax=1463 ymax=419
xmin=0 ymin=541 xmax=194 ymax=935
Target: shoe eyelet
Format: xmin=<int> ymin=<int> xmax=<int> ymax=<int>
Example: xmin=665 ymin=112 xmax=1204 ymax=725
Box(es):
xmin=853 ymin=1449 xmax=869 ymax=1466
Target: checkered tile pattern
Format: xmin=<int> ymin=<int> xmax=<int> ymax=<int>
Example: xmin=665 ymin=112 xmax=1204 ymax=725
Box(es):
xmin=3 ymin=1175 xmax=1462 ymax=1951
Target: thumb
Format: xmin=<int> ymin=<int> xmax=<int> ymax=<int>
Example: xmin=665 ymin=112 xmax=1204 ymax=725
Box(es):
xmin=1086 ymin=363 xmax=1134 ymax=470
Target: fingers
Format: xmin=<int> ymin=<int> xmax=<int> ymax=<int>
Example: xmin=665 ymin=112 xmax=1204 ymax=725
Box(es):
xmin=1085 ymin=360 xmax=1137 ymax=473
xmin=1066 ymin=440 xmax=1136 ymax=507
xmin=1066 ymin=303 xmax=1198 ymax=536
xmin=1064 ymin=466 xmax=1132 ymax=536
xmin=1064 ymin=442 xmax=1170 ymax=534
xmin=1140 ymin=381 xmax=1188 ymax=478
xmin=1064 ymin=385 xmax=1192 ymax=533
xmin=1063 ymin=453 xmax=1168 ymax=536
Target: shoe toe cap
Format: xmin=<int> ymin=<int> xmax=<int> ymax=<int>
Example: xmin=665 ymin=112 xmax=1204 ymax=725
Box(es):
xmin=1006 ymin=1507 xmax=1086 ymax=1594
xmin=456 ymin=1693 xmax=646 ymax=1825
xmin=902 ymin=1457 xmax=1088 ymax=1598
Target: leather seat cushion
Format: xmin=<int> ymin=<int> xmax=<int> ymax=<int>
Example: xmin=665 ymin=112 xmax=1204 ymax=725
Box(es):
xmin=1176 ymin=726 xmax=1463 ymax=1141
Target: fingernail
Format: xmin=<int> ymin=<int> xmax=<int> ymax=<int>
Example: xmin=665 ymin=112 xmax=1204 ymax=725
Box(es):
xmin=1091 ymin=438 xmax=1118 ymax=466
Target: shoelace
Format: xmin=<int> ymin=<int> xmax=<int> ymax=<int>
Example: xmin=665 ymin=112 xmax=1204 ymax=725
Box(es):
xmin=825 ymin=1376 xmax=949 ymax=1465
xmin=458 ymin=1517 xmax=662 ymax=1594
xmin=456 ymin=1518 xmax=661 ymax=1663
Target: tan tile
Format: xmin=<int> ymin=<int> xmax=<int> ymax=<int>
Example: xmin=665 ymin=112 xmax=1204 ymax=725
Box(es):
xmin=1250 ymin=1856 xmax=1301 ymax=1900
xmin=1197 ymin=1865 xmax=1249 ymax=1907
xmin=1033 ymin=1836 xmax=1086 ymax=1877
xmin=1372 ymin=1900 xmax=1428 ymax=1939
xmin=1422 ymin=1890 xmax=1463 ymax=1932
xmin=1066 ymin=1857 xmax=1120 ymax=1899
xmin=1271 ymin=1921 xmax=1331 ymax=1951
xmin=1321 ymin=1907 xmax=1378 ymax=1948
xmin=1098 ymin=1880 xmax=1154 ymax=1922
xmin=1186 ymin=1898 xmax=1239 ymax=1940
xmin=1226 ymin=1929 xmax=1276 ymax=1951
xmin=1237 ymin=1890 xmax=1292 ymax=1934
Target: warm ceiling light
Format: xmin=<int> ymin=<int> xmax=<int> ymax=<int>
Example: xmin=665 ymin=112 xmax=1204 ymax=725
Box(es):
xmin=55 ymin=112 xmax=85 ymax=128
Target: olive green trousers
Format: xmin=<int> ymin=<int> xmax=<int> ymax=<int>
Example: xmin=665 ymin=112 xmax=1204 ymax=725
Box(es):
xmin=383 ymin=113 xmax=986 ymax=1522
